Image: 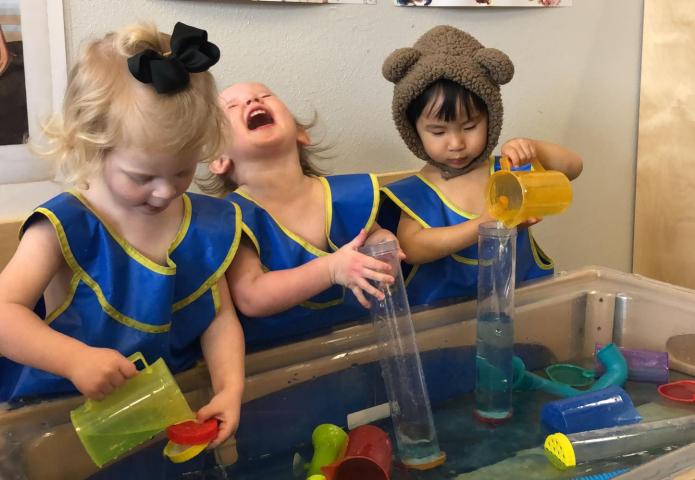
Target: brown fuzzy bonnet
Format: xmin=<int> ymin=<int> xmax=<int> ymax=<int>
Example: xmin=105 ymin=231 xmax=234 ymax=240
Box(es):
xmin=383 ymin=25 xmax=514 ymax=175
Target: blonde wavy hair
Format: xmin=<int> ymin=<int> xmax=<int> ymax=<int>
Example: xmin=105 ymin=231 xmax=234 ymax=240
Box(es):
xmin=33 ymin=23 xmax=227 ymax=187
xmin=199 ymin=113 xmax=330 ymax=197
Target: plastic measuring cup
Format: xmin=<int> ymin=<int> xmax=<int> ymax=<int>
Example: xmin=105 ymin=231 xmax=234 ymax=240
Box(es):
xmin=322 ymin=425 xmax=393 ymax=480
xmin=70 ymin=352 xmax=194 ymax=467
xmin=540 ymin=386 xmax=641 ymax=435
xmin=486 ymin=157 xmax=572 ymax=228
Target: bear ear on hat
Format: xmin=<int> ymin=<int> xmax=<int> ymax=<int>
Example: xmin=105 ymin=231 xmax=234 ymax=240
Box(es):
xmin=474 ymin=47 xmax=514 ymax=85
xmin=382 ymin=47 xmax=422 ymax=84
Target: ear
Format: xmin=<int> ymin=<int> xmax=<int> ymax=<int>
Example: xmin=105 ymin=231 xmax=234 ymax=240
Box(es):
xmin=209 ymin=155 xmax=234 ymax=175
xmin=474 ymin=48 xmax=514 ymax=85
xmin=297 ymin=127 xmax=311 ymax=147
xmin=382 ymin=47 xmax=421 ymax=84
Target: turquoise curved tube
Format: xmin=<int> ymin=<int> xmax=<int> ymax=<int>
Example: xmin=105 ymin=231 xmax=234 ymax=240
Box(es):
xmin=512 ymin=343 xmax=628 ymax=397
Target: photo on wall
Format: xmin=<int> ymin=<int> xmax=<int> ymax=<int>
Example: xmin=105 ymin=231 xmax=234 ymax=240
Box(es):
xmin=0 ymin=0 xmax=27 ymax=146
xmin=252 ymin=0 xmax=375 ymax=4
xmin=395 ymin=0 xmax=570 ymax=7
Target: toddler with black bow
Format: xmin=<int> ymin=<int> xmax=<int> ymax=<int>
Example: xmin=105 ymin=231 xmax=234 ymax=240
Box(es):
xmin=0 ymin=22 xmax=244 ymax=446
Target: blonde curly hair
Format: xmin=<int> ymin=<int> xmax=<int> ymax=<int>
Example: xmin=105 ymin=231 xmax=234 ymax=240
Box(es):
xmin=32 ymin=23 xmax=227 ymax=187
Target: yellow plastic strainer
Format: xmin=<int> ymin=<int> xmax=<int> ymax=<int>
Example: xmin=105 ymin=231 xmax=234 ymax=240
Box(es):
xmin=544 ymin=432 xmax=576 ymax=470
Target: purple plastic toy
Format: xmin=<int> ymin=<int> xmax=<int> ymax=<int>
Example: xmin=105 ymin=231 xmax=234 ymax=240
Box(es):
xmin=595 ymin=344 xmax=669 ymax=384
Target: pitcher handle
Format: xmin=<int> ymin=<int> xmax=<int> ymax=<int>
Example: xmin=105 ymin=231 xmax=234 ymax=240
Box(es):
xmin=500 ymin=156 xmax=546 ymax=172
xmin=81 ymin=352 xmax=148 ymax=410
xmin=530 ymin=157 xmax=545 ymax=172
xmin=127 ymin=351 xmax=149 ymax=371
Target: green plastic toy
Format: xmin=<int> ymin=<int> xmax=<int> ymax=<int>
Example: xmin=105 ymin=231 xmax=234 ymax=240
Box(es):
xmin=296 ymin=424 xmax=347 ymax=479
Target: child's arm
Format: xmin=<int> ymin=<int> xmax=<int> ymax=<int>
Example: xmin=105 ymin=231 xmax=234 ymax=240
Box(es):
xmin=397 ymin=210 xmax=494 ymax=265
xmin=195 ymin=275 xmax=245 ymax=448
xmin=0 ymin=219 xmax=136 ymax=399
xmin=228 ymin=229 xmax=393 ymax=316
xmin=501 ymin=138 xmax=583 ymax=180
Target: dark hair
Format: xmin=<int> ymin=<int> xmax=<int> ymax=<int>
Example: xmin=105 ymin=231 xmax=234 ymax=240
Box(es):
xmin=406 ymin=79 xmax=487 ymax=127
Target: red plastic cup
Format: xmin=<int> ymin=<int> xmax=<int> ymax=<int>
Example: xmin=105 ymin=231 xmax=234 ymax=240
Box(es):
xmin=322 ymin=425 xmax=393 ymax=480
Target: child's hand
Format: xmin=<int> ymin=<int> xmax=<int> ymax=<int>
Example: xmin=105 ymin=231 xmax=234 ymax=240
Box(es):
xmin=67 ymin=347 xmax=137 ymax=400
xmin=196 ymin=390 xmax=241 ymax=448
xmin=501 ymin=138 xmax=537 ymax=168
xmin=516 ymin=217 xmax=542 ymax=230
xmin=365 ymin=228 xmax=406 ymax=260
xmin=327 ymin=229 xmax=394 ymax=308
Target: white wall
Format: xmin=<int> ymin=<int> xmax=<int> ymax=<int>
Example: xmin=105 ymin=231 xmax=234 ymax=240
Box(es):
xmin=6 ymin=0 xmax=644 ymax=272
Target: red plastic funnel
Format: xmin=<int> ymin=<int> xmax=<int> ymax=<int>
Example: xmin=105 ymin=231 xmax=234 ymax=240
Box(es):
xmin=658 ymin=380 xmax=695 ymax=404
xmin=322 ymin=425 xmax=392 ymax=480
xmin=166 ymin=418 xmax=219 ymax=445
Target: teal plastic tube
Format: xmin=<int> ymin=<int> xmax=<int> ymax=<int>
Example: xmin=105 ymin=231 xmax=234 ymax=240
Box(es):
xmin=513 ymin=344 xmax=628 ymax=397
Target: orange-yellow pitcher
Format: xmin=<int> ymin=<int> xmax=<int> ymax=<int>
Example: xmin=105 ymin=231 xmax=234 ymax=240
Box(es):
xmin=486 ymin=157 xmax=572 ymax=228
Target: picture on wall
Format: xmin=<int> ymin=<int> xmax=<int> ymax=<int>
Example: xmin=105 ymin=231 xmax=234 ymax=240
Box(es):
xmin=252 ymin=0 xmax=375 ymax=4
xmin=0 ymin=0 xmax=27 ymax=146
xmin=395 ymin=0 xmax=570 ymax=7
xmin=0 ymin=0 xmax=66 ymax=185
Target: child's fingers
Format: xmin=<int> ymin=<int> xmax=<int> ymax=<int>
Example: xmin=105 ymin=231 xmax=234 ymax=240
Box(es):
xmin=98 ymin=381 xmax=114 ymax=397
xmin=363 ymin=257 xmax=391 ymax=273
xmin=356 ymin=278 xmax=386 ymax=301
xmin=120 ymin=359 xmax=138 ymax=378
xmin=504 ymin=148 xmax=520 ymax=166
xmin=520 ymin=142 xmax=535 ymax=160
xmin=107 ymin=370 xmax=127 ymax=389
xmin=208 ymin=420 xmax=231 ymax=449
xmin=89 ymin=391 xmax=105 ymax=401
xmin=196 ymin=404 xmax=215 ymax=423
xmin=362 ymin=268 xmax=394 ymax=286
xmin=347 ymin=229 xmax=368 ymax=249
xmin=352 ymin=286 xmax=372 ymax=309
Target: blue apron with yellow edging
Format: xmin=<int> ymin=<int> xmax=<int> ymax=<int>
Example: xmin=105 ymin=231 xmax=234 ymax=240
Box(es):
xmin=227 ymin=174 xmax=379 ymax=350
xmin=0 ymin=192 xmax=241 ymax=402
xmin=379 ymin=156 xmax=553 ymax=308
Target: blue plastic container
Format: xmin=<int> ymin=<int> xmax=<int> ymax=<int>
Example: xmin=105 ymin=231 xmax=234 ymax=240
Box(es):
xmin=540 ymin=385 xmax=641 ymax=434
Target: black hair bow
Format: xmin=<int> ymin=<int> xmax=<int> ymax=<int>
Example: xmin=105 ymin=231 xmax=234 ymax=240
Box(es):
xmin=127 ymin=22 xmax=220 ymax=94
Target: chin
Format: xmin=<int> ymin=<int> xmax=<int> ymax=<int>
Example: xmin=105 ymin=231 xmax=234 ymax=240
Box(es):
xmin=140 ymin=204 xmax=168 ymax=215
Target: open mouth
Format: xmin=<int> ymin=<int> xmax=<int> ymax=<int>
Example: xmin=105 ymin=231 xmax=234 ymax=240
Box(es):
xmin=246 ymin=108 xmax=274 ymax=130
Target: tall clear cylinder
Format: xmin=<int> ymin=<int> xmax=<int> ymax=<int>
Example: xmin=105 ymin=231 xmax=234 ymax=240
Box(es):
xmin=475 ymin=222 xmax=516 ymax=422
xmin=545 ymin=415 xmax=695 ymax=469
xmin=359 ymin=240 xmax=445 ymax=469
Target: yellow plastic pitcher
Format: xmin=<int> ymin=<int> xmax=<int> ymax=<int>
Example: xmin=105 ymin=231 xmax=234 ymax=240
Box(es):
xmin=486 ymin=157 xmax=572 ymax=228
xmin=70 ymin=352 xmax=194 ymax=467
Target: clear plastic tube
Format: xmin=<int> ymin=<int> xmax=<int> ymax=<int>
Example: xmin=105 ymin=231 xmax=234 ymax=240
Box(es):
xmin=545 ymin=415 xmax=695 ymax=469
xmin=359 ymin=240 xmax=445 ymax=469
xmin=475 ymin=222 xmax=516 ymax=422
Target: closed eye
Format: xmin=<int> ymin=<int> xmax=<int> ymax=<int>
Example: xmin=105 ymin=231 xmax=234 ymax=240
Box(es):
xmin=127 ymin=173 xmax=154 ymax=184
